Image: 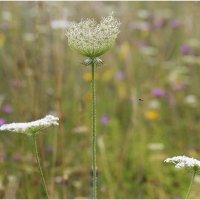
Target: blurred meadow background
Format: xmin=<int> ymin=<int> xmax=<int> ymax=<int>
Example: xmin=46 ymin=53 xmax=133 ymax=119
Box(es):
xmin=0 ymin=1 xmax=200 ymax=199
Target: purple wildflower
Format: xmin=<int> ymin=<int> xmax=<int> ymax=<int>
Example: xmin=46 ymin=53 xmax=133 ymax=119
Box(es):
xmin=137 ymin=41 xmax=149 ymax=49
xmin=138 ymin=22 xmax=150 ymax=32
xmin=3 ymin=153 xmax=8 ymax=161
xmin=152 ymin=89 xmax=166 ymax=97
xmin=180 ymin=44 xmax=193 ymax=55
xmin=2 ymin=105 xmax=13 ymax=114
xmin=13 ymin=153 xmax=22 ymax=162
xmin=0 ymin=118 xmax=5 ymax=126
xmin=10 ymin=79 xmax=24 ymax=88
xmin=153 ymin=18 xmax=166 ymax=30
xmin=130 ymin=22 xmax=150 ymax=32
xmin=173 ymin=83 xmax=187 ymax=91
xmin=100 ymin=115 xmax=110 ymax=126
xmin=167 ymin=94 xmax=176 ymax=107
xmin=170 ymin=19 xmax=181 ymax=29
xmin=46 ymin=145 xmax=53 ymax=155
xmin=116 ymin=71 xmax=125 ymax=81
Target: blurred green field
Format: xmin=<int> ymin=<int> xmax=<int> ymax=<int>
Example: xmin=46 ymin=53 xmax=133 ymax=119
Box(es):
xmin=0 ymin=1 xmax=200 ymax=199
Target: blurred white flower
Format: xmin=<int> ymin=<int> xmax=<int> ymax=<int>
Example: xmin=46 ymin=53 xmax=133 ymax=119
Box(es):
xmin=182 ymin=55 xmax=200 ymax=65
xmin=98 ymin=136 xmax=105 ymax=151
xmin=194 ymin=175 xmax=200 ymax=184
xmin=139 ymin=46 xmax=158 ymax=56
xmin=130 ymin=21 xmax=150 ymax=32
xmin=168 ymin=67 xmax=189 ymax=84
xmin=188 ymin=38 xmax=200 ymax=50
xmin=137 ymin=9 xmax=151 ymax=20
xmin=0 ymin=115 xmax=59 ymax=136
xmin=148 ymin=99 xmax=160 ymax=109
xmin=148 ymin=143 xmax=164 ymax=151
xmin=164 ymin=155 xmax=200 ymax=170
xmin=23 ymin=33 xmax=35 ymax=42
xmin=2 ymin=11 xmax=12 ymax=21
xmin=50 ymin=19 xmax=70 ymax=30
xmin=72 ymin=125 xmax=89 ymax=134
xmin=55 ymin=176 xmax=62 ymax=184
xmin=5 ymin=175 xmax=18 ymax=199
xmin=66 ymin=13 xmax=120 ymax=59
xmin=184 ymin=94 xmax=197 ymax=106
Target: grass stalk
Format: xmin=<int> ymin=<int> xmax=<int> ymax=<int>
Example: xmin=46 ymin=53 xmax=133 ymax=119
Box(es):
xmin=91 ymin=62 xmax=97 ymax=199
xmin=185 ymin=170 xmax=196 ymax=199
xmin=33 ymin=134 xmax=49 ymax=199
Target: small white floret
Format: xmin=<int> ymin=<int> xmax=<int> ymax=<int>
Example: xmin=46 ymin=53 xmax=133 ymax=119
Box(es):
xmin=0 ymin=115 xmax=59 ymax=136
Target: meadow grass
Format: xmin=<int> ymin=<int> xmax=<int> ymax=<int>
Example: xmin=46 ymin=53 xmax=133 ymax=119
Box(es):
xmin=0 ymin=1 xmax=200 ymax=198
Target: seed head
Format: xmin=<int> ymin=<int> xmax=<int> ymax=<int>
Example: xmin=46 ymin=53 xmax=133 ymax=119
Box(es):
xmin=66 ymin=13 xmax=120 ymax=59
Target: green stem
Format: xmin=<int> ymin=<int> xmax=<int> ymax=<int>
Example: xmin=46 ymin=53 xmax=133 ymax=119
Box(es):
xmin=33 ymin=134 xmax=49 ymax=198
xmin=91 ymin=62 xmax=97 ymax=199
xmin=185 ymin=170 xmax=196 ymax=199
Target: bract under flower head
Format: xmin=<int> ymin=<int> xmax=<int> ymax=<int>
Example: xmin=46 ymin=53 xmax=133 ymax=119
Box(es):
xmin=0 ymin=115 xmax=59 ymax=136
xmin=164 ymin=155 xmax=200 ymax=171
xmin=66 ymin=14 xmax=120 ymax=59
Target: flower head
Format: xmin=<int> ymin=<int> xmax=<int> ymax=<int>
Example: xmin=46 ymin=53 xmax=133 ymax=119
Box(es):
xmin=50 ymin=19 xmax=70 ymax=30
xmin=66 ymin=14 xmax=120 ymax=61
xmin=2 ymin=105 xmax=13 ymax=114
xmin=116 ymin=71 xmax=126 ymax=81
xmin=148 ymin=143 xmax=164 ymax=151
xmin=180 ymin=44 xmax=193 ymax=55
xmin=184 ymin=94 xmax=197 ymax=107
xmin=145 ymin=111 xmax=159 ymax=121
xmin=152 ymin=88 xmax=166 ymax=97
xmin=170 ymin=19 xmax=181 ymax=29
xmin=0 ymin=115 xmax=59 ymax=136
xmin=100 ymin=115 xmax=110 ymax=126
xmin=164 ymin=155 xmax=200 ymax=171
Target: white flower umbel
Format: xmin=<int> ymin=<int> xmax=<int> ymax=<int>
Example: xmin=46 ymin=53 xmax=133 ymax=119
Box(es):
xmin=0 ymin=115 xmax=59 ymax=198
xmin=66 ymin=13 xmax=120 ymax=65
xmin=164 ymin=155 xmax=200 ymax=170
xmin=164 ymin=155 xmax=200 ymax=199
xmin=66 ymin=13 xmax=120 ymax=199
xmin=0 ymin=115 xmax=59 ymax=136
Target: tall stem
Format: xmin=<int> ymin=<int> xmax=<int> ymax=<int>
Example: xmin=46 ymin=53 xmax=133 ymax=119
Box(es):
xmin=91 ymin=62 xmax=97 ymax=199
xmin=33 ymin=134 xmax=49 ymax=198
xmin=185 ymin=170 xmax=196 ymax=199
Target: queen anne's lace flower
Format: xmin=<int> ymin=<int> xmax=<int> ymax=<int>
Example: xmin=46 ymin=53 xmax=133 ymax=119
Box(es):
xmin=66 ymin=14 xmax=120 ymax=59
xmin=0 ymin=115 xmax=59 ymax=136
xmin=164 ymin=155 xmax=200 ymax=170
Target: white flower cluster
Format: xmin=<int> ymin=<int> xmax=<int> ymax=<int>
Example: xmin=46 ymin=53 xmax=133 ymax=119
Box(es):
xmin=66 ymin=14 xmax=120 ymax=58
xmin=0 ymin=115 xmax=59 ymax=136
xmin=164 ymin=155 xmax=200 ymax=170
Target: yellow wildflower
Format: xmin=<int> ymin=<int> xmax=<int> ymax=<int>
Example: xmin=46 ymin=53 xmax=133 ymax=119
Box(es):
xmin=0 ymin=34 xmax=6 ymax=47
xmin=145 ymin=111 xmax=159 ymax=120
xmin=119 ymin=42 xmax=130 ymax=59
xmin=102 ymin=70 xmax=114 ymax=82
xmin=118 ymin=83 xmax=127 ymax=99
xmin=188 ymin=149 xmax=198 ymax=158
xmin=83 ymin=93 xmax=92 ymax=103
xmin=83 ymin=72 xmax=99 ymax=82
xmin=83 ymin=72 xmax=92 ymax=82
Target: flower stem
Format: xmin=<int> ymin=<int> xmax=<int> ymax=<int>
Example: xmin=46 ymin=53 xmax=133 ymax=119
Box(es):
xmin=185 ymin=170 xmax=196 ymax=199
xmin=91 ymin=62 xmax=97 ymax=199
xmin=33 ymin=134 xmax=49 ymax=199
